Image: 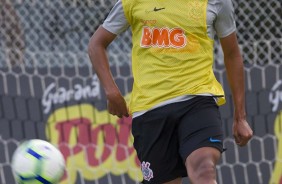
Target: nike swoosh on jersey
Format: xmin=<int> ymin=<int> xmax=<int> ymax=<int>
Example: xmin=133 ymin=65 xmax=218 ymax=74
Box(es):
xmin=153 ymin=7 xmax=165 ymax=11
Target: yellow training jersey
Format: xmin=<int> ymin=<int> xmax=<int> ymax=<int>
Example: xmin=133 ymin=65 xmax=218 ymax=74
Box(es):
xmin=121 ymin=0 xmax=225 ymax=113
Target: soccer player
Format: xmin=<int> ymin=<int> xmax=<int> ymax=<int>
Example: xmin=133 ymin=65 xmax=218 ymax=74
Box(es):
xmin=88 ymin=0 xmax=253 ymax=183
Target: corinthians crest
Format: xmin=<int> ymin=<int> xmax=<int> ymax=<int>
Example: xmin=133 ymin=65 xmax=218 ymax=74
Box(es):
xmin=187 ymin=0 xmax=205 ymax=20
xmin=141 ymin=161 xmax=154 ymax=181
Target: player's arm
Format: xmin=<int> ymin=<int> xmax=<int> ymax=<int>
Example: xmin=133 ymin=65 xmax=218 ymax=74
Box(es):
xmin=215 ymin=0 xmax=252 ymax=146
xmin=88 ymin=0 xmax=130 ymax=118
xmin=220 ymin=32 xmax=253 ymax=146
xmin=88 ymin=26 xmax=128 ymax=118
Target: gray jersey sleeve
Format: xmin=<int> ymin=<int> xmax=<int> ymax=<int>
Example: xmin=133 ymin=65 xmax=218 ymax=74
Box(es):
xmin=102 ymin=0 xmax=129 ymax=35
xmin=214 ymin=0 xmax=236 ymax=38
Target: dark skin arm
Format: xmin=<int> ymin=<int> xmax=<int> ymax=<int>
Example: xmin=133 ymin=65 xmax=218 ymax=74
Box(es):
xmin=220 ymin=32 xmax=253 ymax=147
xmin=88 ymin=26 xmax=129 ymax=118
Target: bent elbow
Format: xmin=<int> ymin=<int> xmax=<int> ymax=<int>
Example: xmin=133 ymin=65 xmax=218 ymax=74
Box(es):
xmin=88 ymin=35 xmax=97 ymax=56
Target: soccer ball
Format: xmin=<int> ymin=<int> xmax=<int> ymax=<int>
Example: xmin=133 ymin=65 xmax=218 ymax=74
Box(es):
xmin=11 ymin=139 xmax=65 ymax=184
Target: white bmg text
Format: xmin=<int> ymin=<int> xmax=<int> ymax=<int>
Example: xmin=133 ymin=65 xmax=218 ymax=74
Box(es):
xmin=42 ymin=75 xmax=101 ymax=114
xmin=269 ymin=80 xmax=282 ymax=112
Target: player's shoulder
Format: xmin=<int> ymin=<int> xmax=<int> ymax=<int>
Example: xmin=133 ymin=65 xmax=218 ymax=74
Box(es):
xmin=208 ymin=0 xmax=234 ymax=15
xmin=208 ymin=0 xmax=233 ymax=10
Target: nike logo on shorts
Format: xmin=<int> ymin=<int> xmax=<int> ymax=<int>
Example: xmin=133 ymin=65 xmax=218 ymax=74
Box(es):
xmin=209 ymin=137 xmax=221 ymax=143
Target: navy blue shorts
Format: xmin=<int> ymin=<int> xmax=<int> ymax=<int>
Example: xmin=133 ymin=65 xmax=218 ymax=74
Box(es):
xmin=131 ymin=96 xmax=225 ymax=184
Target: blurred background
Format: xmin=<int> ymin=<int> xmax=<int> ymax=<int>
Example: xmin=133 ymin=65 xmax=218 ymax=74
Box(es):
xmin=0 ymin=0 xmax=281 ymax=183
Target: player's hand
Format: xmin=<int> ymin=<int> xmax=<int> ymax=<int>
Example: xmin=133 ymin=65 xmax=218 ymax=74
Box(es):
xmin=233 ymin=118 xmax=253 ymax=147
xmin=106 ymin=91 xmax=129 ymax=118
